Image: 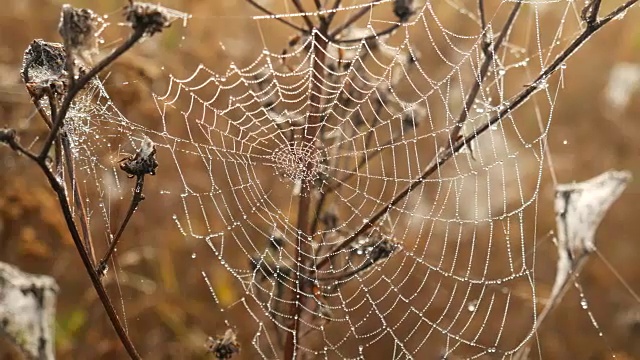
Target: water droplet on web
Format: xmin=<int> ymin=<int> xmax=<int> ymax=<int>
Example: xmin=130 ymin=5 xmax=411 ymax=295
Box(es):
xmin=490 ymin=124 xmax=498 ymax=130
xmin=498 ymin=69 xmax=506 ymax=76
xmin=487 ymin=347 xmax=496 ymax=353
xmin=580 ymin=298 xmax=588 ymax=309
xmin=467 ymin=300 xmax=478 ymax=312
xmin=358 ymin=345 xmax=364 ymax=352
xmin=560 ymin=63 xmax=567 ymax=69
xmin=191 ymin=253 xmax=196 ymax=259
xmin=563 ymin=140 xmax=568 ymax=145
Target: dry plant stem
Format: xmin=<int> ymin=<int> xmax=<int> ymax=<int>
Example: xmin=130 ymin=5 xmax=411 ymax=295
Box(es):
xmin=327 ymin=0 xmax=342 ymax=24
xmin=35 ymin=87 xmax=96 ymax=264
xmin=478 ymin=0 xmax=486 ymax=32
xmin=0 ymin=131 xmax=141 ymax=359
xmin=315 ymin=0 xmax=639 ymax=271
xmin=97 ymin=175 xmax=146 ymax=274
xmin=512 ymin=254 xmax=591 ymax=360
xmin=448 ymin=0 xmax=522 ymax=144
xmin=584 ymin=0 xmax=603 ymax=25
xmin=61 ymin=134 xmax=97 ymax=264
xmin=38 ymin=26 xmax=146 ymax=161
xmin=45 ymin=96 xmax=64 ymax=176
xmin=284 ymin=22 xmax=330 ymax=360
xmin=330 ymin=0 xmax=384 ymax=37
xmin=246 ymin=0 xmax=308 ymax=33
xmin=60 ymin=6 xmax=76 ymax=87
xmin=291 ymin=0 xmax=315 ymax=29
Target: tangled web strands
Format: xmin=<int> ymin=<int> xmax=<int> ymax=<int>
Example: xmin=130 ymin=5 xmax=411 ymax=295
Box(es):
xmin=68 ymin=0 xmax=634 ymax=358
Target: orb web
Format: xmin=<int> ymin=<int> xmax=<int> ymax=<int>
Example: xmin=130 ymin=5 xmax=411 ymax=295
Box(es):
xmin=60 ymin=0 xmax=636 ymax=358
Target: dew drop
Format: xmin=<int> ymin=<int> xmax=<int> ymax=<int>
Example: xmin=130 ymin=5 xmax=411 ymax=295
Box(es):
xmin=487 ymin=347 xmax=496 ymax=353
xmin=467 ymin=300 xmax=478 ymax=312
xmin=563 ymin=140 xmax=568 ymax=145
xmin=191 ymin=253 xmax=196 ymax=259
xmin=580 ymin=298 xmax=588 ymax=309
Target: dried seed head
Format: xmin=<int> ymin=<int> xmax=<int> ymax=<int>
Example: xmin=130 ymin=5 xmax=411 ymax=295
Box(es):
xmin=124 ymin=2 xmax=174 ymax=37
xmin=58 ymin=5 xmax=105 ymax=66
xmin=119 ymin=136 xmax=159 ymax=178
xmin=393 ymin=0 xmax=415 ymax=23
xmin=21 ymin=40 xmax=72 ymax=102
xmin=21 ymin=40 xmax=66 ymax=83
xmin=205 ymin=329 xmax=240 ymax=360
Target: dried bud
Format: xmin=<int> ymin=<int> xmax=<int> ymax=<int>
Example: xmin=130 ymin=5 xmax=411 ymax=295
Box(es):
xmin=58 ymin=5 xmax=104 ymax=65
xmin=393 ymin=0 xmax=415 ymax=23
xmin=205 ymin=329 xmax=240 ymax=359
xmin=119 ymin=137 xmax=158 ymax=178
xmin=125 ymin=2 xmax=174 ymax=36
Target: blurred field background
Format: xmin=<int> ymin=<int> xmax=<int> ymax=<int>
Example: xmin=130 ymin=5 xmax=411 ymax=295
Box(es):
xmin=0 ymin=0 xmax=640 ymax=359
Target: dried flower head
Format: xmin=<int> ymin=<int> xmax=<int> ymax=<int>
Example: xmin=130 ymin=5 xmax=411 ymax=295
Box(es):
xmin=119 ymin=136 xmax=159 ymax=178
xmin=124 ymin=2 xmax=174 ymax=37
xmin=58 ymin=5 xmax=105 ymax=65
xmin=21 ymin=40 xmax=72 ymax=103
xmin=21 ymin=40 xmax=66 ymax=83
xmin=205 ymin=329 xmax=240 ymax=359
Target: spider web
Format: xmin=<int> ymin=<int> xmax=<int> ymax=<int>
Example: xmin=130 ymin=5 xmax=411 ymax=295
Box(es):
xmin=61 ymin=0 xmax=629 ymax=358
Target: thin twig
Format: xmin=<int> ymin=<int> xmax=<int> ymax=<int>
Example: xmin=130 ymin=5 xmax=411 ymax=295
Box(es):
xmin=315 ymin=0 xmax=640 ymax=271
xmin=61 ymin=133 xmax=97 ymax=265
xmin=329 ymin=0 xmax=384 ymax=38
xmin=246 ymin=0 xmax=308 ymax=33
xmin=582 ymin=0 xmax=603 ymax=25
xmin=448 ymin=0 xmax=522 ymax=144
xmin=327 ymin=0 xmax=343 ymax=24
xmin=97 ymin=175 xmax=146 ymax=275
xmin=291 ymin=0 xmax=316 ymax=30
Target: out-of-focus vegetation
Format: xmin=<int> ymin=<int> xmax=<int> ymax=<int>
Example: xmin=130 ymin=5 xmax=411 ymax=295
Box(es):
xmin=0 ymin=1 xmax=639 ymax=359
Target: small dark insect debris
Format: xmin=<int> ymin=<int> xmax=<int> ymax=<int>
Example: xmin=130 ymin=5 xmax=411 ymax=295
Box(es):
xmin=205 ymin=328 xmax=240 ymax=359
xmin=369 ymin=238 xmax=398 ymax=262
xmin=269 ymin=234 xmax=284 ymax=250
xmin=402 ymin=112 xmax=418 ymax=131
xmin=119 ymin=137 xmax=159 ymax=178
xmin=393 ymin=0 xmax=415 ymax=23
xmin=125 ymin=2 xmax=174 ymax=36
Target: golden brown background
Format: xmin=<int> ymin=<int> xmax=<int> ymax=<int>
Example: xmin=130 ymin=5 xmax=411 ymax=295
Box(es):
xmin=0 ymin=0 xmax=639 ymax=359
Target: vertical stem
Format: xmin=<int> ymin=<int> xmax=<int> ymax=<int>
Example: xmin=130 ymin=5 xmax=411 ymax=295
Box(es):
xmin=284 ymin=25 xmax=329 ymax=360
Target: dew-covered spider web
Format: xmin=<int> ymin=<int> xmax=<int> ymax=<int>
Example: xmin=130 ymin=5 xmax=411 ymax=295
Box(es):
xmin=58 ymin=0 xmax=636 ymax=358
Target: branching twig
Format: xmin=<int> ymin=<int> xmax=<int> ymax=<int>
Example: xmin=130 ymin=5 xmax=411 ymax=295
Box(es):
xmin=97 ymin=175 xmax=146 ymax=276
xmin=291 ymin=0 xmax=316 ymax=30
xmin=448 ymin=0 xmax=522 ymax=145
xmin=246 ymin=0 xmax=308 ymax=33
xmin=330 ymin=0 xmax=384 ymax=38
xmin=0 ymin=128 xmax=141 ymax=359
xmin=315 ymin=0 xmax=639 ymax=271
